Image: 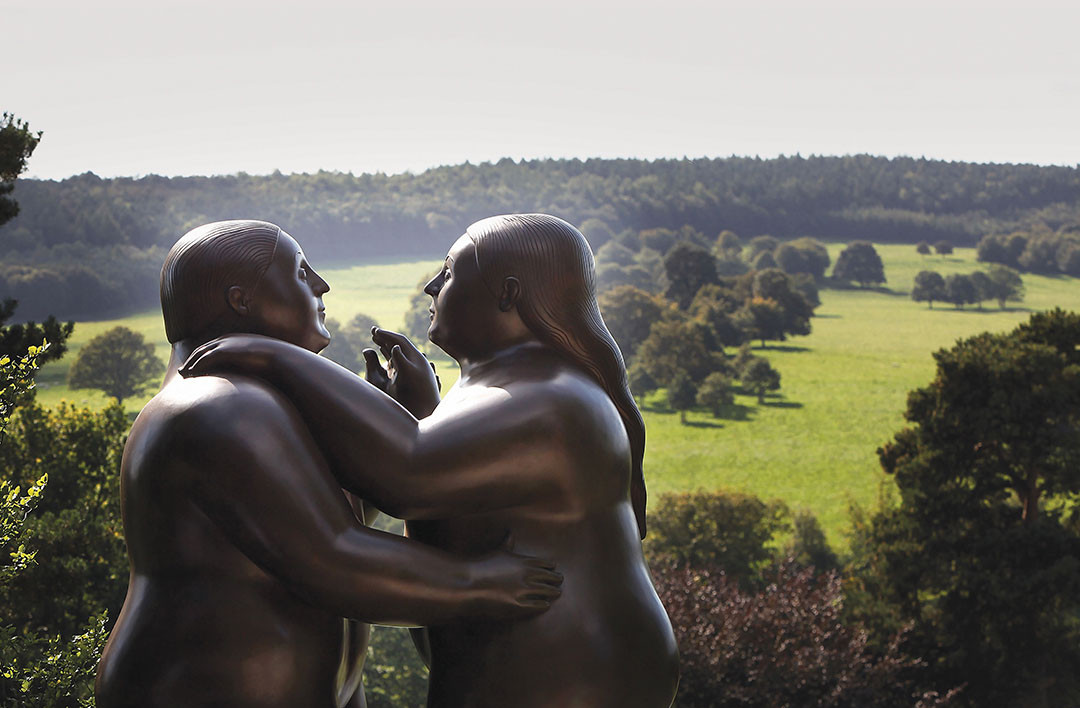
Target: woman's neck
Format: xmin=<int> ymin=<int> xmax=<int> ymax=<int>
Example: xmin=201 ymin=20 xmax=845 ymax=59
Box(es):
xmin=456 ymin=336 xmax=545 ymax=381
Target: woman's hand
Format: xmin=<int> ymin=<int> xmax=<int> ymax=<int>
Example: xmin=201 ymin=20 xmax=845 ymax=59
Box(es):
xmin=179 ymin=333 xmax=295 ymax=380
xmin=362 ymin=328 xmax=441 ymax=418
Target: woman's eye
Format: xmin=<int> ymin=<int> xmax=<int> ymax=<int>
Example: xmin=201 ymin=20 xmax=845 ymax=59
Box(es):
xmin=299 ymin=267 xmax=308 ymax=280
xmin=443 ymin=270 xmax=451 ymax=282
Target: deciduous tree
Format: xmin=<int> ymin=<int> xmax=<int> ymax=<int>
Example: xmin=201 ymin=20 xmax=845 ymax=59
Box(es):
xmin=68 ymin=326 xmax=164 ymax=405
xmin=663 ymin=241 xmax=718 ymax=309
xmin=832 ymin=241 xmax=886 ymax=287
xmin=911 ymin=270 xmax=946 ymax=309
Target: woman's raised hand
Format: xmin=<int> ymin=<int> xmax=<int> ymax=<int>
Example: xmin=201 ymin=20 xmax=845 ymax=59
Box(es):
xmin=362 ymin=328 xmax=441 ymax=418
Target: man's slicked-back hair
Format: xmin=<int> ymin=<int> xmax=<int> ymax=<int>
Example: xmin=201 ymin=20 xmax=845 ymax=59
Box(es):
xmin=160 ymin=220 xmax=281 ymax=343
xmin=466 ymin=214 xmax=648 ymax=532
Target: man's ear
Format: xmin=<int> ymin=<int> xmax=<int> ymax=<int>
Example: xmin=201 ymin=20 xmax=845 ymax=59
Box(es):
xmin=227 ymin=285 xmax=252 ymax=316
xmin=498 ymin=277 xmax=521 ymax=312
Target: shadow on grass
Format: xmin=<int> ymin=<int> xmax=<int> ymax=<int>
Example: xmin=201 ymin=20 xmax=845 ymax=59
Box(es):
xmin=753 ymin=344 xmax=812 ymax=353
xmin=760 ymin=399 xmax=803 ymax=409
xmin=813 ymin=313 xmax=842 ymax=319
xmin=683 ymin=419 xmax=724 ymax=429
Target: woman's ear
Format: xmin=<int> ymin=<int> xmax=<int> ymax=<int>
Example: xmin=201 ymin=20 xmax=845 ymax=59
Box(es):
xmin=227 ymin=285 xmax=252 ymax=316
xmin=498 ymin=277 xmax=521 ymax=312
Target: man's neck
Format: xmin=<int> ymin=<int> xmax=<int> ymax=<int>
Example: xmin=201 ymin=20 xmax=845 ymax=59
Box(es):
xmin=162 ymin=337 xmax=213 ymax=388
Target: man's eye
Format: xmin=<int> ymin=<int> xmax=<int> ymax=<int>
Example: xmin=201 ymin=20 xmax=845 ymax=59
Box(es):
xmin=443 ymin=270 xmax=451 ymax=282
xmin=299 ymin=267 xmax=308 ymax=280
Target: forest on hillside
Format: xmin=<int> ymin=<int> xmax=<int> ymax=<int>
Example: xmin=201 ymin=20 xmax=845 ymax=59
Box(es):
xmin=2 ymin=155 xmax=1079 ymax=320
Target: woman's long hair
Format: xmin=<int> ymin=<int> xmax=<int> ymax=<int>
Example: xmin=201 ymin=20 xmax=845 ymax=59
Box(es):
xmin=466 ymin=214 xmax=649 ymax=537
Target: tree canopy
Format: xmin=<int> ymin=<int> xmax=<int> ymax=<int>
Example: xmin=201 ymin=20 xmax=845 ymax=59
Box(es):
xmin=68 ymin=327 xmax=164 ymax=404
xmin=832 ymin=241 xmax=886 ymax=287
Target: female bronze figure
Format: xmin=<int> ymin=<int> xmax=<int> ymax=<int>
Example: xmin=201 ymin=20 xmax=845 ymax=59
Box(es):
xmin=184 ymin=214 xmax=679 ymax=707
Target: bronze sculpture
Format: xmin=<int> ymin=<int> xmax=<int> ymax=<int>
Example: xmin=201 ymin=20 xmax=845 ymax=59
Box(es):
xmin=95 ymin=220 xmax=564 ymax=708
xmin=182 ymin=214 xmax=680 ymax=707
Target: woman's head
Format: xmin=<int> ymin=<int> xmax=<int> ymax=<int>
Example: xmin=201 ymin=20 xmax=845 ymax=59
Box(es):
xmin=464 ymin=214 xmax=649 ymax=536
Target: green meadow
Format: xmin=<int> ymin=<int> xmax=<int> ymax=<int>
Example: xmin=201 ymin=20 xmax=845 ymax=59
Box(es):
xmin=35 ymin=245 xmax=1080 ymax=547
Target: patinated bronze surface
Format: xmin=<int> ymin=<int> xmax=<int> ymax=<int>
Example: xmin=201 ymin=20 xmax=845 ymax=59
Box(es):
xmin=95 ymin=220 xmax=563 ymax=708
xmin=183 ymin=214 xmax=679 ymax=707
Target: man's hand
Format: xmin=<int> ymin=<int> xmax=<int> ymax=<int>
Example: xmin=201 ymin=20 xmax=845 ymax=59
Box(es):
xmin=463 ymin=536 xmax=564 ymax=621
xmin=362 ymin=328 xmax=441 ymax=419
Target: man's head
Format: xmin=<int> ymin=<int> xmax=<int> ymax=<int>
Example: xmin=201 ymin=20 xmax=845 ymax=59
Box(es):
xmin=161 ymin=220 xmax=331 ymax=352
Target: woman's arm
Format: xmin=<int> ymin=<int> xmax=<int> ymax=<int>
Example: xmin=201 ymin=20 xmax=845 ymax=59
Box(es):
xmin=181 ymin=335 xmax=567 ymax=519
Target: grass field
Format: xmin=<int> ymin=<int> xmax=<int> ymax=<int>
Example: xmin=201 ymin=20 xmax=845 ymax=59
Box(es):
xmin=34 ymin=245 xmax=1080 ymax=547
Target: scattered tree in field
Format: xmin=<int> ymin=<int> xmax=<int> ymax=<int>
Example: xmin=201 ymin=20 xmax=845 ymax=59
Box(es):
xmin=639 ymin=227 xmax=679 ymax=255
xmin=626 ymin=361 xmax=657 ymax=403
xmin=750 ymin=249 xmax=778 ymax=271
xmin=786 ymin=510 xmax=839 ymax=572
xmin=689 ymin=285 xmax=745 ymax=348
xmin=752 ymin=269 xmax=813 ymax=339
xmin=0 ymin=113 xmax=42 ymax=228
xmin=403 ymin=271 xmax=440 ymax=348
xmin=832 ymin=241 xmax=886 ymax=287
xmin=598 ymin=285 xmax=671 ymax=360
xmin=663 ymin=241 xmax=718 ymax=308
xmin=943 ymin=273 xmax=978 ymax=309
xmin=635 ymin=319 xmax=722 ymax=386
xmin=696 ymin=372 xmax=734 ymax=416
xmin=916 ymin=241 xmax=932 ymax=256
xmin=742 ymin=357 xmax=781 ymax=403
xmin=68 ymin=326 xmax=164 ymax=405
xmin=774 ymin=238 xmax=831 ymax=281
xmin=666 ymin=371 xmax=697 ymax=424
xmin=849 ymin=310 xmax=1080 ymax=706
xmin=983 ymin=264 xmax=1025 ymax=309
xmin=595 ymin=240 xmax=636 ymax=268
xmin=968 ymin=271 xmax=991 ymax=309
xmin=934 ymin=240 xmax=954 ymax=257
xmin=321 ymin=317 xmax=361 ymax=371
xmin=911 ymin=270 xmax=946 ymax=308
xmin=714 ymin=230 xmax=741 ymax=258
xmin=644 ymin=489 xmax=789 ymax=580
xmin=734 ymin=297 xmax=786 ymax=346
xmin=746 ymin=235 xmax=779 ymax=261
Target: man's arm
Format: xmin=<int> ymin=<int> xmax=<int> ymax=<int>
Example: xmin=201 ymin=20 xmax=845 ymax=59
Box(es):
xmin=174 ymin=378 xmax=560 ymax=626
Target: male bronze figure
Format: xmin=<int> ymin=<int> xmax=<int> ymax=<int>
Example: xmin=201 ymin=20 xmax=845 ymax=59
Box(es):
xmin=183 ymin=214 xmax=679 ymax=707
xmin=95 ymin=220 xmax=562 ymax=708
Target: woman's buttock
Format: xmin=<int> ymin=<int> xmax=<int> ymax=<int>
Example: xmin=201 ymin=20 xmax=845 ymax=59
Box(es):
xmin=427 ymin=578 xmax=678 ymax=708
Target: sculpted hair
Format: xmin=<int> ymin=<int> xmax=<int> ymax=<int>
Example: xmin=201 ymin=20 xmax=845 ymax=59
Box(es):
xmin=466 ymin=214 xmax=647 ymax=530
xmin=160 ymin=220 xmax=281 ymax=343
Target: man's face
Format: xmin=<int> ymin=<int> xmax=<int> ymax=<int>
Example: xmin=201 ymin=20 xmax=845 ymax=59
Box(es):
xmin=248 ymin=231 xmax=331 ymax=353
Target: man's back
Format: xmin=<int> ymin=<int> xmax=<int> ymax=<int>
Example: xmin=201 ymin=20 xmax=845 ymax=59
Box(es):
xmin=97 ymin=374 xmax=358 ymax=708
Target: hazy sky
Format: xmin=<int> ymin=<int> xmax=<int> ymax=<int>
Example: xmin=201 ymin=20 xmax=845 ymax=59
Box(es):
xmin=7 ymin=0 xmax=1079 ymax=180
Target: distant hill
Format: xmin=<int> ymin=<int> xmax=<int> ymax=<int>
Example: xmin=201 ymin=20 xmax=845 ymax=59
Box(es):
xmin=2 ymin=155 xmax=1079 ymax=320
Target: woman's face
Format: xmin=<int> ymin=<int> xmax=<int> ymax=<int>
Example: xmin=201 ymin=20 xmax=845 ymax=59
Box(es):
xmin=424 ymin=234 xmax=496 ymax=359
xmin=247 ymin=231 xmax=332 ymax=353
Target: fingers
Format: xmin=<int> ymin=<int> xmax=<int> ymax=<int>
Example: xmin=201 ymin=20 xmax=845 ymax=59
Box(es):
xmin=390 ymin=344 xmax=407 ymax=371
xmin=179 ymin=341 xmax=221 ymax=377
xmin=372 ymin=327 xmax=422 ymax=362
xmin=362 ymin=348 xmax=387 ymax=379
xmin=526 ymin=567 xmax=564 ymax=587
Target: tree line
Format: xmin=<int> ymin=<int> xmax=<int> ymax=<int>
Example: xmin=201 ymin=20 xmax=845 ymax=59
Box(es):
xmin=2 ymin=155 xmax=1079 ymax=320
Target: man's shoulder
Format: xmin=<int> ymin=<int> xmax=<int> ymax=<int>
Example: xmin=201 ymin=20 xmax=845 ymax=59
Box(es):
xmin=141 ymin=375 xmax=298 ymax=450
